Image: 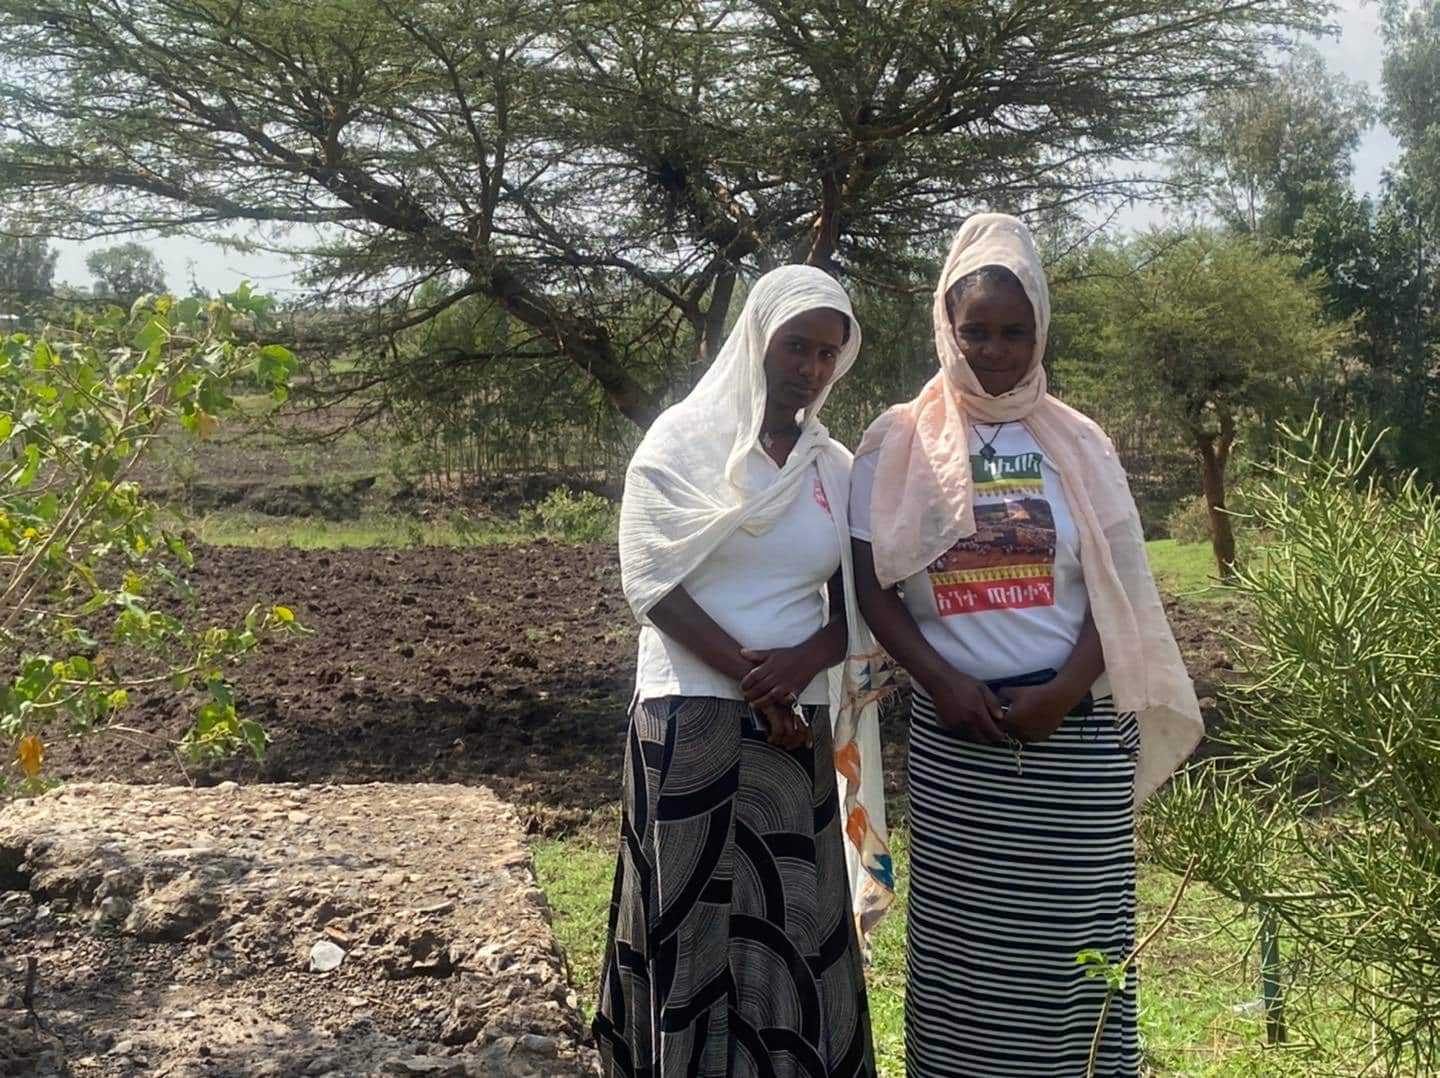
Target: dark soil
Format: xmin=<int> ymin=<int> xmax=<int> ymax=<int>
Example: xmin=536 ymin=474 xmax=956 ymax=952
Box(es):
xmin=45 ymin=543 xmax=1238 ymax=832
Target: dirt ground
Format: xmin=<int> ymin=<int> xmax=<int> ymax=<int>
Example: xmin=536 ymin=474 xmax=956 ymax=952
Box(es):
xmin=1 ymin=782 xmax=593 ymax=1078
xmin=7 ymin=539 xmax=1238 ymax=1078
xmin=44 ymin=541 xmax=1236 ymax=829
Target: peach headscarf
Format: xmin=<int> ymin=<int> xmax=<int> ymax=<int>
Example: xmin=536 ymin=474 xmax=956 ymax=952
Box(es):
xmin=856 ymin=213 xmax=1202 ymax=803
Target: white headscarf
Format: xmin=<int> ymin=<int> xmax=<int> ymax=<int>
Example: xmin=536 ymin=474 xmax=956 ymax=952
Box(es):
xmin=620 ymin=264 xmax=894 ymax=944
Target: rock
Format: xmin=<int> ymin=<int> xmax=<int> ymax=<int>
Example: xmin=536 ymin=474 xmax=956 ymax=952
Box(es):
xmin=384 ymin=929 xmax=453 ymax=979
xmin=516 ymin=1034 xmax=557 ymax=1058
xmin=126 ymin=876 xmax=221 ymax=942
xmin=440 ymin=998 xmax=487 ymax=1046
xmin=93 ymin=895 xmax=130 ymax=929
xmin=107 ymin=1039 xmax=136 ymax=1056
xmin=288 ymin=810 xmax=312 ymax=825
xmin=474 ymin=942 xmax=510 ymax=974
xmin=308 ymin=939 xmax=346 ymax=973
xmin=379 ymin=1057 xmax=466 ymax=1077
xmin=0 ymin=782 xmax=589 ymax=1076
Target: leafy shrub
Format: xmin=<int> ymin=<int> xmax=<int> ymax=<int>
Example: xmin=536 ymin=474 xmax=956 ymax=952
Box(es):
xmin=1164 ymin=496 xmax=1213 ymax=544
xmin=521 ymin=486 xmax=618 ymax=542
xmin=2 ymin=289 xmax=308 ymax=795
xmin=1164 ymin=487 xmax=1258 ymax=544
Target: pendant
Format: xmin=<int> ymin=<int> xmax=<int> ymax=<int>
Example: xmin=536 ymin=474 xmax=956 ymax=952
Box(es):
xmin=980 ymin=444 xmax=997 ymax=462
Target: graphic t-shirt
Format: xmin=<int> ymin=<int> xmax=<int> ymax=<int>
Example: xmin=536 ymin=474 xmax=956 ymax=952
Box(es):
xmin=849 ymin=424 xmax=1091 ymax=682
xmin=635 ymin=455 xmax=841 ymax=705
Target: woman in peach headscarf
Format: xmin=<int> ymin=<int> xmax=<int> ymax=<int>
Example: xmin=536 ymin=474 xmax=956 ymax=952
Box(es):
xmin=848 ymin=213 xmax=1202 ymax=1077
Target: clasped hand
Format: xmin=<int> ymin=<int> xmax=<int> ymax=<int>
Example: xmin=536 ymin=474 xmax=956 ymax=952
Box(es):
xmin=929 ymin=671 xmax=1075 ymax=745
xmin=738 ymin=644 xmax=820 ymax=750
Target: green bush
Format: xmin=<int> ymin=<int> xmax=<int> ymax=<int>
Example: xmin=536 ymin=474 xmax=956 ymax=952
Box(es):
xmin=2 ymin=289 xmax=308 ymax=795
xmin=1164 ymin=496 xmax=1213 ymax=544
xmin=1144 ymin=416 xmax=1440 ymax=1074
xmin=1163 ymin=487 xmax=1259 ymax=544
xmin=521 ymin=486 xmax=618 ymax=542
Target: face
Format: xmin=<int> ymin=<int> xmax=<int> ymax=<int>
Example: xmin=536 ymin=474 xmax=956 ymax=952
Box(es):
xmin=946 ymin=277 xmax=1036 ymax=396
xmin=762 ymin=308 xmax=847 ymax=415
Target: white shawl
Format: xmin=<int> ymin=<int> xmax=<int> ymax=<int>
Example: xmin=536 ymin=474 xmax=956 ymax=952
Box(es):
xmin=619 ymin=265 xmax=895 ymax=944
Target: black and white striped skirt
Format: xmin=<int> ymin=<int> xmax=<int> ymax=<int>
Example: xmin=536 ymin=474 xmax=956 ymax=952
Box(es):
xmin=905 ymin=688 xmax=1140 ymax=1077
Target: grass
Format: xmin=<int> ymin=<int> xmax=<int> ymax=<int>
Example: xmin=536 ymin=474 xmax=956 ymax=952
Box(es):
xmin=1146 ymin=539 xmax=1228 ymax=601
xmin=189 ymin=510 xmax=535 ymax=548
xmin=533 ymin=825 xmax=1361 ymax=1077
xmin=194 ymin=499 xmax=1229 ymax=597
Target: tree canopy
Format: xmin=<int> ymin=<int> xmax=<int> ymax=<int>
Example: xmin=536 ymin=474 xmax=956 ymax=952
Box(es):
xmin=1173 ymin=46 xmax=1374 ymax=238
xmin=84 ymin=241 xmax=168 ymax=303
xmin=0 ymin=0 xmax=1329 ymax=425
xmin=0 ymin=227 xmax=57 ymax=303
xmin=1382 ymin=0 xmax=1440 ymax=227
xmin=1052 ymin=229 xmax=1345 ymax=575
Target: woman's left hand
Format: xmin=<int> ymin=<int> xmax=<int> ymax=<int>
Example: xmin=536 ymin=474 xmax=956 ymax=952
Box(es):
xmin=740 ymin=645 xmax=821 ymax=711
xmin=997 ymin=682 xmax=1079 ymax=743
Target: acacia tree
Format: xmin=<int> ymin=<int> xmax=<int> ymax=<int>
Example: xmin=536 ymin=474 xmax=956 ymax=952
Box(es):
xmin=1052 ymin=230 xmax=1345 ymax=578
xmin=0 ymin=0 xmax=1327 ymax=427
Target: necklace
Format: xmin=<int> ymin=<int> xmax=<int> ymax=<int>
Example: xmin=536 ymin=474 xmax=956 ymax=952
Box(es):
xmin=975 ymin=421 xmax=1009 ymax=462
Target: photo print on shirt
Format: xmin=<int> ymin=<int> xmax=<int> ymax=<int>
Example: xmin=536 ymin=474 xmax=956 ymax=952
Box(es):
xmin=926 ymin=451 xmax=1057 ymax=615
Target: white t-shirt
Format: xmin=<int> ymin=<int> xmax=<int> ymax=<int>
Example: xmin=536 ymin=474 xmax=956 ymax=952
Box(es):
xmin=849 ymin=423 xmax=1091 ymax=683
xmin=635 ymin=454 xmax=842 ymax=705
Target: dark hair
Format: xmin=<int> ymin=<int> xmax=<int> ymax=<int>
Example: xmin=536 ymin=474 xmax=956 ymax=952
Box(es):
xmin=838 ymin=311 xmax=852 ymax=344
xmin=944 ymin=264 xmax=1026 ymax=318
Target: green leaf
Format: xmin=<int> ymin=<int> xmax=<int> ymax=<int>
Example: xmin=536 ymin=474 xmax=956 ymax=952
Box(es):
xmin=273 ymin=605 xmax=295 ymax=623
xmin=239 ymin=719 xmax=268 ymax=761
xmin=195 ymin=698 xmax=230 ymax=735
xmin=256 ymin=343 xmax=297 ymax=382
xmin=207 ymin=678 xmax=234 ymax=710
xmin=17 ymin=443 xmax=41 ymax=489
xmin=165 ymin=532 xmax=194 ymax=568
xmin=0 ymin=414 xmax=12 ymax=442
xmin=133 ymin=316 xmax=169 ymax=352
xmin=174 ymin=297 xmax=203 ymax=324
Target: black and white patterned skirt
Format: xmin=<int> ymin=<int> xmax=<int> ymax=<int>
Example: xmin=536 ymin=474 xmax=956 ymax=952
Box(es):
xmin=905 ymin=688 xmax=1141 ymax=1078
xmin=593 ymin=695 xmax=875 ymax=1077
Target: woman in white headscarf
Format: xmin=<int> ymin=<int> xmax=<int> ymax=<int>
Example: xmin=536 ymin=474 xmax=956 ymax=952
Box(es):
xmin=849 ymin=214 xmax=1203 ymax=1077
xmin=595 ymin=265 xmax=892 ymax=1078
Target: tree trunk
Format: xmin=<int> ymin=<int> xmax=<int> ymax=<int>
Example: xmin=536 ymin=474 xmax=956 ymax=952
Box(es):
xmin=694 ymin=267 xmax=738 ymax=380
xmin=1195 ymin=414 xmax=1237 ymax=580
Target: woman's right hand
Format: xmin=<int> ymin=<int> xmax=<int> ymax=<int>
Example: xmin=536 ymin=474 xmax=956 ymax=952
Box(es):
xmin=926 ymin=669 xmax=1007 ymax=744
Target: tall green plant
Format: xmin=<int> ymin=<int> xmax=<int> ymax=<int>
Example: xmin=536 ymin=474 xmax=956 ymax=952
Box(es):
xmin=1 ymin=289 xmax=308 ymax=795
xmin=1144 ymin=416 xmax=1440 ymax=1073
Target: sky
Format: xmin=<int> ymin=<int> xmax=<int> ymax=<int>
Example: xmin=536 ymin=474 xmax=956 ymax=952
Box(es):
xmin=50 ymin=0 xmax=1402 ymax=298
